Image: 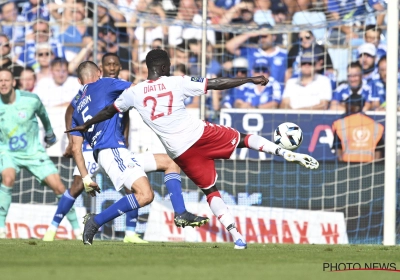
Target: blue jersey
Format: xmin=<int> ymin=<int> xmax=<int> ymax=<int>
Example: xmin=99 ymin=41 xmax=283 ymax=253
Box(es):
xmin=239 ymin=47 xmax=287 ymax=86
xmin=327 ymin=0 xmax=367 ymax=18
xmin=232 ymin=77 xmax=282 ymax=107
xmin=21 ymin=2 xmax=50 ymax=22
xmin=332 ymin=82 xmax=372 ymax=102
xmin=17 ymin=40 xmax=65 ymax=69
xmin=369 ymin=78 xmax=386 ymax=104
xmin=70 ymin=78 xmax=132 ymax=153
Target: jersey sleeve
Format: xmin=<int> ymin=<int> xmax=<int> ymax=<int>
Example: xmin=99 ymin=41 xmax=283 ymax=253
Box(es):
xmin=34 ymin=94 xmax=54 ymax=135
xmin=181 ymin=75 xmax=208 ymax=97
xmin=70 ymin=116 xmax=83 ymax=137
xmin=114 ymin=88 xmax=134 ymax=113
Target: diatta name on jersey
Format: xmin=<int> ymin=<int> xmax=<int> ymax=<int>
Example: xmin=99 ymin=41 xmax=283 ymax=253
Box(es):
xmin=144 ymin=83 xmax=166 ymax=94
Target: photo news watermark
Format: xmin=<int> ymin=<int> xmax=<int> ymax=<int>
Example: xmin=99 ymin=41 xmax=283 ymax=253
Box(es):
xmin=323 ymin=263 xmax=400 ymax=272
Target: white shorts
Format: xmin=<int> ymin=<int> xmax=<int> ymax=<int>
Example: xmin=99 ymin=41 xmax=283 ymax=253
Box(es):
xmin=73 ymin=151 xmax=99 ymax=177
xmin=72 ymin=151 xmax=157 ymax=178
xmin=97 ymin=148 xmax=156 ymax=191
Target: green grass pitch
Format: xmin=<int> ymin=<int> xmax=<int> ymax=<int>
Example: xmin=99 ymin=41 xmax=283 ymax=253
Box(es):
xmin=1 ymin=240 xmax=400 ymax=280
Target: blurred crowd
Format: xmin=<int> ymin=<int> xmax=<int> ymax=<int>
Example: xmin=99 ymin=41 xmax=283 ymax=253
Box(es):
xmin=0 ymin=0 xmax=397 ymax=120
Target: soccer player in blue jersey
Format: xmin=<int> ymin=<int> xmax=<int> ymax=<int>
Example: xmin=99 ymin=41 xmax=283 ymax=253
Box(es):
xmin=61 ymin=60 xmax=207 ymax=244
xmin=0 ymin=68 xmax=80 ymax=238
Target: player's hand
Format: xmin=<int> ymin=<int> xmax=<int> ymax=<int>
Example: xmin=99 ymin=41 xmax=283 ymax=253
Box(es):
xmin=44 ymin=132 xmax=57 ymax=148
xmin=251 ymin=76 xmax=269 ymax=86
xmin=82 ymin=174 xmax=101 ymax=197
xmin=65 ymin=125 xmax=88 ymax=133
xmin=283 ymin=151 xmax=319 ymax=170
xmin=63 ymin=142 xmax=73 ymax=158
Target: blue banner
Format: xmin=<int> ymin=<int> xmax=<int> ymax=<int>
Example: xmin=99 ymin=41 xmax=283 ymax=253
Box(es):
xmin=220 ymin=109 xmax=386 ymax=161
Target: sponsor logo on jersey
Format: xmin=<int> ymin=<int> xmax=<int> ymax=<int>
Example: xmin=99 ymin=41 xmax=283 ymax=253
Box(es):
xmin=191 ymin=77 xmax=204 ymax=83
xmin=127 ymin=163 xmax=136 ymax=168
xmin=118 ymin=141 xmax=124 ymax=145
xmin=18 ymin=112 xmax=26 ymax=119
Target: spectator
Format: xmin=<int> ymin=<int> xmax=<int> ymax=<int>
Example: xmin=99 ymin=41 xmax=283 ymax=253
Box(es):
xmin=331 ymin=94 xmax=384 ymax=162
xmin=0 ymin=2 xmax=26 ymax=43
xmin=134 ymin=3 xmax=167 ymax=63
xmin=99 ymin=25 xmax=131 ymax=76
xmin=330 ymin=62 xmax=373 ymax=111
xmin=170 ymin=41 xmax=190 ymax=68
xmin=233 ymin=58 xmax=281 ymax=109
xmin=219 ymin=0 xmax=257 ymax=26
xmin=133 ymin=57 xmax=148 ymax=84
xmin=367 ymin=0 xmax=387 ymax=26
xmin=358 ymin=43 xmax=378 ymax=83
xmin=0 ymin=33 xmax=24 ymax=80
xmin=286 ymin=30 xmax=334 ymax=82
xmin=18 ymin=67 xmax=36 ymax=92
xmin=34 ymin=58 xmax=80 ymax=107
xmin=254 ymin=0 xmax=275 ymax=26
xmin=369 ymin=55 xmax=387 ymax=110
xmin=189 ymin=41 xmax=222 ymax=77
xmin=56 ymin=0 xmax=87 ymax=62
xmin=280 ymin=52 xmax=332 ymax=110
xmin=168 ymin=0 xmax=216 ymax=45
xmin=226 ymin=28 xmax=287 ymax=86
xmin=281 ymin=0 xmax=309 ymax=19
xmin=363 ymin=25 xmax=386 ymax=62
xmin=34 ymin=42 xmax=55 ymax=82
xmin=172 ymin=63 xmax=187 ymax=76
xmin=15 ymin=19 xmax=65 ymax=69
xmin=21 ymin=0 xmax=50 ymax=22
xmin=221 ymin=57 xmax=249 ymax=109
xmin=327 ymin=0 xmax=368 ymax=42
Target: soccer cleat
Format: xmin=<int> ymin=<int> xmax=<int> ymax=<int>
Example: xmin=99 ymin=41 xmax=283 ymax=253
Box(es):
xmin=0 ymin=228 xmax=6 ymax=239
xmin=42 ymin=229 xmax=56 ymax=241
xmin=123 ymin=233 xmax=149 ymax=243
xmin=174 ymin=211 xmax=210 ymax=228
xmin=283 ymin=151 xmax=319 ymax=170
xmin=82 ymin=213 xmax=100 ymax=245
xmin=234 ymin=239 xmax=247 ymax=249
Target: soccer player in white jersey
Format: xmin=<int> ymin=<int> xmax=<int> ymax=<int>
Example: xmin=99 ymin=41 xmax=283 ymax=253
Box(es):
xmin=69 ymin=49 xmax=319 ymax=249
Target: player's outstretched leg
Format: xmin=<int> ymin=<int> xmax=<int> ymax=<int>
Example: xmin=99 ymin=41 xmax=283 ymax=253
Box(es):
xmin=123 ymin=187 xmax=148 ymax=243
xmin=83 ymin=176 xmax=154 ymax=245
xmin=204 ymin=186 xmax=247 ymax=249
xmin=239 ymin=134 xmax=319 ymax=169
xmin=43 ymin=174 xmax=82 ymax=241
xmin=151 ymin=154 xmax=209 ymax=228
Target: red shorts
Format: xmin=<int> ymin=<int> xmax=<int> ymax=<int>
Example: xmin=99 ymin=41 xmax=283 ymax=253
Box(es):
xmin=174 ymin=121 xmax=240 ymax=189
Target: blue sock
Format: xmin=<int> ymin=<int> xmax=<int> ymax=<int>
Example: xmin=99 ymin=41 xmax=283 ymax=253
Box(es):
xmin=165 ymin=173 xmax=186 ymax=215
xmin=125 ymin=209 xmax=138 ymax=232
xmin=52 ymin=190 xmax=76 ymax=228
xmin=94 ymin=194 xmax=139 ymax=226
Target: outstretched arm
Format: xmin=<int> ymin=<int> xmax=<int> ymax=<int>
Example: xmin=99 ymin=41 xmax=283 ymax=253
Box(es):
xmin=66 ymin=104 xmax=119 ymax=133
xmin=63 ymin=104 xmax=74 ymax=157
xmin=207 ymin=76 xmax=268 ymax=91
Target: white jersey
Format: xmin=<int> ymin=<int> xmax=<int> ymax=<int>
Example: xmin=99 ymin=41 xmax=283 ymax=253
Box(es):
xmin=114 ymin=75 xmax=208 ymax=159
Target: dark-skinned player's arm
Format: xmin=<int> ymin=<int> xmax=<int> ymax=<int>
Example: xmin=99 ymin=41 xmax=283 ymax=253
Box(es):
xmin=63 ymin=103 xmax=75 ymax=157
xmin=65 ymin=104 xmax=119 ymax=133
xmin=207 ymin=76 xmax=268 ymax=90
xmin=123 ymin=112 xmax=130 ymax=148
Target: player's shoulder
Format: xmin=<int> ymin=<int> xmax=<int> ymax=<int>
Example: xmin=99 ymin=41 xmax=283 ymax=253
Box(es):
xmin=19 ymin=90 xmax=40 ymax=101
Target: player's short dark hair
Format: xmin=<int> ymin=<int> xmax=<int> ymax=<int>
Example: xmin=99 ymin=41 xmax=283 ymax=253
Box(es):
xmin=365 ymin=25 xmax=382 ymax=35
xmin=102 ymin=52 xmax=120 ymax=64
xmin=146 ymin=49 xmax=170 ymax=69
xmin=0 ymin=68 xmax=14 ymax=79
xmin=348 ymin=61 xmax=362 ymax=71
xmin=77 ymin=61 xmax=100 ymax=81
xmin=51 ymin=57 xmax=68 ymax=68
xmin=377 ymin=55 xmax=386 ymax=67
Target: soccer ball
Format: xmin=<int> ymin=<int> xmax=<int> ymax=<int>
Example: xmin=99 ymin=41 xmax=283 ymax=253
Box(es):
xmin=273 ymin=122 xmax=303 ymax=151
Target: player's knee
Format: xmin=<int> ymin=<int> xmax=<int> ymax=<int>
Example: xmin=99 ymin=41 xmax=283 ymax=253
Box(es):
xmin=2 ymin=177 xmax=14 ymax=187
xmin=142 ymin=188 xmax=154 ymax=205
